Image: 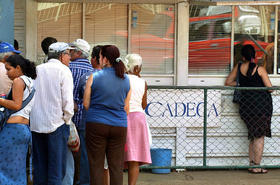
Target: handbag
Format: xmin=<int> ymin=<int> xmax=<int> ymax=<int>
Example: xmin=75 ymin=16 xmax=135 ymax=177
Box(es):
xmin=0 ymin=88 xmax=35 ymax=131
xmin=233 ymin=63 xmax=241 ymax=104
xmin=68 ymin=120 xmax=80 ymax=152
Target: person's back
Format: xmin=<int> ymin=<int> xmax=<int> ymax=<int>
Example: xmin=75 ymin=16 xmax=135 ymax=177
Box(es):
xmin=239 ymin=63 xmax=264 ymax=88
xmin=30 ymin=42 xmax=74 ymax=185
xmin=87 ymin=67 xmax=130 ymax=127
xmin=69 ymin=39 xmax=93 ymax=129
xmin=128 ymin=74 xmax=145 ymax=113
xmin=31 ymin=59 xmax=73 ymax=132
xmin=123 ymin=53 xmax=151 ymax=185
xmin=83 ymin=45 xmax=131 ymax=185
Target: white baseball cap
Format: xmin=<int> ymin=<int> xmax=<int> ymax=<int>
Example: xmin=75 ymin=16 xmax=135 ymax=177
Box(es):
xmin=48 ymin=42 xmax=74 ymax=53
xmin=70 ymin=39 xmax=90 ymax=55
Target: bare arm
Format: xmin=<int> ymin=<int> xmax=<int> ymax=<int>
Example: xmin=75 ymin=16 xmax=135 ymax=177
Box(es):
xmin=83 ymin=74 xmax=93 ymax=110
xmin=258 ymin=66 xmax=273 ymax=92
xmin=0 ymin=77 xmax=25 ymax=110
xmin=124 ymin=88 xmax=131 ymax=115
xmin=142 ymin=81 xmax=148 ymax=110
xmin=225 ymin=64 xmax=239 ymax=86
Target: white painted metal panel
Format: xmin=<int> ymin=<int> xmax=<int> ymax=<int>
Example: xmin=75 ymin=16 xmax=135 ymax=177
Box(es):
xmin=149 ymin=90 xmax=280 ymax=167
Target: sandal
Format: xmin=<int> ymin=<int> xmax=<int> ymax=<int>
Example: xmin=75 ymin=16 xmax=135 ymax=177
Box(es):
xmin=249 ymin=168 xmax=268 ymax=174
xmin=248 ymin=162 xmax=268 ymax=174
xmin=248 ymin=160 xmax=254 ymax=173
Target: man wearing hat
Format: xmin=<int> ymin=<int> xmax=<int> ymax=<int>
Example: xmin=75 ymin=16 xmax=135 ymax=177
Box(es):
xmin=0 ymin=41 xmax=21 ymax=94
xmin=69 ymin=39 xmax=94 ymax=185
xmin=30 ymin=42 xmax=74 ymax=185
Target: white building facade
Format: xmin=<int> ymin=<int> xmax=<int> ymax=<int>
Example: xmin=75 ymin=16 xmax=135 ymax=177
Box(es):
xmin=13 ymin=0 xmax=280 ymax=167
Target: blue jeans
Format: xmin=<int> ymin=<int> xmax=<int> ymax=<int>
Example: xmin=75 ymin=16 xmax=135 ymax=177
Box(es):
xmin=32 ymin=124 xmax=69 ymax=185
xmin=62 ymin=147 xmax=74 ymax=185
xmin=78 ymin=129 xmax=90 ymax=185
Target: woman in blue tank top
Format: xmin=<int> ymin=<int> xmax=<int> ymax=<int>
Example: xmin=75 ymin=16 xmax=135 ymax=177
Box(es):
xmin=83 ymin=45 xmax=131 ymax=185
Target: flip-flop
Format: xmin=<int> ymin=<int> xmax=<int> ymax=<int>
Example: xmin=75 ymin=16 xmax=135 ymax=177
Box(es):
xmin=248 ymin=168 xmax=253 ymax=173
xmin=248 ymin=168 xmax=268 ymax=174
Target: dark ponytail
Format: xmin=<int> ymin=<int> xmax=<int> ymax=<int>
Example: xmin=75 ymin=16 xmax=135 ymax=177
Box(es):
xmin=112 ymin=58 xmax=125 ymax=79
xmin=6 ymin=54 xmax=37 ymax=79
xmin=241 ymin=44 xmax=255 ymax=62
xmin=241 ymin=44 xmax=256 ymax=76
xmin=101 ymin=45 xmax=125 ymax=79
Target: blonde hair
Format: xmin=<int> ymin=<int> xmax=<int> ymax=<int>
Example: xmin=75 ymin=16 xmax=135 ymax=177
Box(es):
xmin=125 ymin=54 xmax=142 ymax=73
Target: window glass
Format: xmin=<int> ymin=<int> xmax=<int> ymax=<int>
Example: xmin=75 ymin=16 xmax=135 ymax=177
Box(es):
xmin=234 ymin=6 xmax=275 ymax=74
xmin=85 ymin=3 xmax=128 ymax=57
xmin=189 ymin=5 xmax=232 ymax=75
xmin=37 ymin=3 xmax=82 ymax=63
xmin=131 ymin=4 xmax=175 ymax=74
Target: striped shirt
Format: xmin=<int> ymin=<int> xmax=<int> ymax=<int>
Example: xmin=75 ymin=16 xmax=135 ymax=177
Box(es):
xmin=30 ymin=59 xmax=74 ymax=133
xmin=69 ymin=58 xmax=94 ymax=130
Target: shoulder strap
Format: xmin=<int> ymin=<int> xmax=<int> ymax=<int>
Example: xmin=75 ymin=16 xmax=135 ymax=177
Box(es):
xmin=8 ymin=88 xmax=36 ymax=115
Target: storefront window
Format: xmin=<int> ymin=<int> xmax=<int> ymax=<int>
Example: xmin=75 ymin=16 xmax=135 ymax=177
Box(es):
xmin=85 ymin=3 xmax=128 ymax=57
xmin=131 ymin=4 xmax=175 ymax=74
xmin=189 ymin=5 xmax=232 ymax=75
xmin=37 ymin=3 xmax=174 ymax=75
xmin=37 ymin=3 xmax=82 ymax=62
xmin=234 ymin=6 xmax=275 ymax=74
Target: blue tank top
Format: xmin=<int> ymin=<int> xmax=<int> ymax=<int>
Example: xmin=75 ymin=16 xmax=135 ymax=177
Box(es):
xmin=86 ymin=67 xmax=130 ymax=127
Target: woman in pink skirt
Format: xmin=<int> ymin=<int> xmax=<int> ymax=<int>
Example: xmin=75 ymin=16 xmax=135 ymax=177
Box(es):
xmin=124 ymin=54 xmax=152 ymax=185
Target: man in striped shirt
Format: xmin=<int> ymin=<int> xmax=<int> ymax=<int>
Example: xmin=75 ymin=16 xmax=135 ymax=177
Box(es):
xmin=69 ymin=39 xmax=94 ymax=185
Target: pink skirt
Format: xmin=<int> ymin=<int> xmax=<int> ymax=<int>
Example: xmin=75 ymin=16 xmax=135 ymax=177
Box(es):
xmin=124 ymin=112 xmax=151 ymax=167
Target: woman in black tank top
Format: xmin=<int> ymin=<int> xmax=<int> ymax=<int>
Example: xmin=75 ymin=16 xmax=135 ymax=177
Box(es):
xmin=225 ymin=44 xmax=273 ymax=174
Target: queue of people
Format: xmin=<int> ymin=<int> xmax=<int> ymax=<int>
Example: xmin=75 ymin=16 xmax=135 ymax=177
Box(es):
xmin=0 ymin=39 xmax=152 ymax=185
xmin=0 ymin=39 xmax=275 ymax=185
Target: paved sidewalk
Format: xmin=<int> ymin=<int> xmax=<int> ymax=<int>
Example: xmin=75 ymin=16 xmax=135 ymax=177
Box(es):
xmin=123 ymin=169 xmax=280 ymax=185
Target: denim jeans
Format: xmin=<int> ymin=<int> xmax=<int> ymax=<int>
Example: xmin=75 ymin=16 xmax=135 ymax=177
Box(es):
xmin=73 ymin=129 xmax=90 ymax=185
xmin=62 ymin=147 xmax=74 ymax=185
xmin=32 ymin=124 xmax=69 ymax=185
xmin=78 ymin=129 xmax=90 ymax=185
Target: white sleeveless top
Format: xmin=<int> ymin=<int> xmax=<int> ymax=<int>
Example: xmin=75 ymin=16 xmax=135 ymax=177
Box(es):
xmin=128 ymin=74 xmax=146 ymax=113
xmin=10 ymin=75 xmax=35 ymax=120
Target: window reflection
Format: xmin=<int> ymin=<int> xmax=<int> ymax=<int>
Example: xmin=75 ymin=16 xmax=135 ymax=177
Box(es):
xmin=234 ymin=6 xmax=275 ymax=74
xmin=189 ymin=5 xmax=275 ymax=75
xmin=189 ymin=5 xmax=232 ymax=75
xmin=131 ymin=5 xmax=175 ymax=74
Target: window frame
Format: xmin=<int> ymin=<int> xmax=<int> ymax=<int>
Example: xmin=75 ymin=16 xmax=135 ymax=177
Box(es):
xmin=188 ymin=4 xmax=279 ymax=79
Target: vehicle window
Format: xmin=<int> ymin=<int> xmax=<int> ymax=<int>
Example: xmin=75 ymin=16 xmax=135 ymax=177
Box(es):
xmin=189 ymin=5 xmax=232 ymax=75
xmin=189 ymin=23 xmax=210 ymax=41
xmin=213 ymin=19 xmax=231 ymax=39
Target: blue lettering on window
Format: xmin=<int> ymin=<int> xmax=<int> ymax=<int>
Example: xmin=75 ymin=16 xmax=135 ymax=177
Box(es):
xmin=187 ymin=102 xmax=196 ymax=117
xmin=175 ymin=102 xmax=186 ymax=117
xmin=145 ymin=101 xmax=219 ymax=118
